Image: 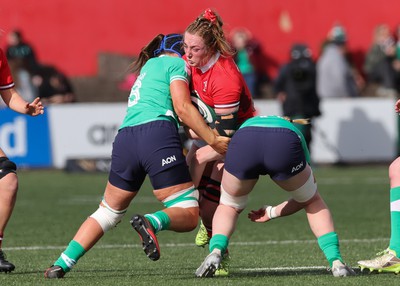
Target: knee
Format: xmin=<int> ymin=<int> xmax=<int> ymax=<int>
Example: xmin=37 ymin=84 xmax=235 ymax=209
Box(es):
xmin=0 ymin=173 xmax=18 ymax=195
xmin=186 ymin=207 xmax=199 ymax=230
xmin=90 ymin=199 xmax=127 ymax=232
xmin=0 ymin=157 xmax=18 ymax=194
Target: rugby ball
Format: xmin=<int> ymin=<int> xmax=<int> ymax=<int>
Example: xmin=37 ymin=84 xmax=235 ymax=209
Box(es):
xmin=190 ymin=94 xmax=216 ymax=125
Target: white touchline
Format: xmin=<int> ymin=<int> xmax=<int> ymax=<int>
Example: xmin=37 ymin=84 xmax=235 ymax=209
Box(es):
xmin=4 ymin=237 xmax=388 ymax=251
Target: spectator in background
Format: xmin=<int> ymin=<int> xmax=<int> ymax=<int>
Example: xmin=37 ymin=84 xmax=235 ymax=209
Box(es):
xmin=230 ymin=27 xmax=268 ymax=98
xmin=33 ymin=64 xmax=76 ymax=104
xmin=364 ymin=24 xmax=400 ymax=97
xmin=317 ymin=24 xmax=360 ymax=98
xmin=5 ymin=29 xmax=39 ymax=102
xmin=274 ymin=43 xmax=321 ymax=152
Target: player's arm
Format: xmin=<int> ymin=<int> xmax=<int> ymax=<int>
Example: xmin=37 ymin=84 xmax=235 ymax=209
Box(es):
xmin=1 ymin=87 xmax=44 ymax=116
xmin=214 ymin=106 xmax=239 ymax=137
xmin=211 ymin=74 xmax=242 ymax=137
xmin=248 ymin=199 xmax=304 ymax=223
xmin=170 ymin=79 xmax=229 ymax=154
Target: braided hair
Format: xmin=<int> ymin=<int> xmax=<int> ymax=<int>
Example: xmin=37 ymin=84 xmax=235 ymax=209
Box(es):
xmin=185 ymin=8 xmax=234 ymax=57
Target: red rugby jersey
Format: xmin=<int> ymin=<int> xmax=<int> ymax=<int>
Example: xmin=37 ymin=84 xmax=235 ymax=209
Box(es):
xmin=0 ymin=48 xmax=15 ymax=90
xmin=188 ymin=53 xmax=256 ymax=124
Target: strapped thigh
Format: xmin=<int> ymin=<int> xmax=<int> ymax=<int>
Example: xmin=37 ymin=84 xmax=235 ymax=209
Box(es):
xmin=0 ymin=157 xmax=17 ymax=179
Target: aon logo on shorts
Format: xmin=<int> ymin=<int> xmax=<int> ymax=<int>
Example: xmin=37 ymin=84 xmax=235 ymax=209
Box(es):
xmin=291 ymin=161 xmax=304 ymax=173
xmin=162 ymin=155 xmax=177 ymax=166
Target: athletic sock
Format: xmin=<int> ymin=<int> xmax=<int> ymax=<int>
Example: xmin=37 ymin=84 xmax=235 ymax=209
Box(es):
xmin=144 ymin=211 xmax=170 ymax=234
xmin=389 ymin=186 xmax=400 ymax=255
xmin=209 ymin=234 xmax=229 ymax=255
xmin=317 ymin=232 xmax=342 ymax=267
xmin=54 ymin=240 xmax=86 ymax=272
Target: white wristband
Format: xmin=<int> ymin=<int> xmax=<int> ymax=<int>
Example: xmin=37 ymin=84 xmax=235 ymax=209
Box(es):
xmin=265 ymin=205 xmax=278 ymax=219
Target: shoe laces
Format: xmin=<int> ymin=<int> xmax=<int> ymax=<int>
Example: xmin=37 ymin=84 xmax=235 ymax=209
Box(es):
xmin=375 ymin=248 xmax=397 ymax=259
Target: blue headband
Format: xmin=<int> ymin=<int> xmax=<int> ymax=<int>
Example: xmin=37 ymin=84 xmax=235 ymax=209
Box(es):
xmin=154 ymin=34 xmax=184 ymax=58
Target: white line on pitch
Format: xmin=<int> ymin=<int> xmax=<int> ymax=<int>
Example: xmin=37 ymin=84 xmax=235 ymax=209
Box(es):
xmin=240 ymin=266 xmax=328 ymax=271
xmin=4 ymin=237 xmax=388 ymax=251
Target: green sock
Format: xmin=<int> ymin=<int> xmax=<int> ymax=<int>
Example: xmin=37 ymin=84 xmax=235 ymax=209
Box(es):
xmin=389 ymin=187 xmax=400 ymax=255
xmin=209 ymin=234 xmax=229 ymax=255
xmin=317 ymin=232 xmax=342 ymax=267
xmin=144 ymin=211 xmax=170 ymax=234
xmin=54 ymin=240 xmax=86 ymax=272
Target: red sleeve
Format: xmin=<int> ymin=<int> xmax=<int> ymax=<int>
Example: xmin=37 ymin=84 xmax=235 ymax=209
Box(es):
xmin=210 ymin=59 xmax=241 ymax=109
xmin=0 ymin=48 xmax=14 ymax=90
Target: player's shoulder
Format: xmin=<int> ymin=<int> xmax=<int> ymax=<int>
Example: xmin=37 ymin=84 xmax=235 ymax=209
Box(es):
xmin=215 ymin=56 xmax=242 ymax=79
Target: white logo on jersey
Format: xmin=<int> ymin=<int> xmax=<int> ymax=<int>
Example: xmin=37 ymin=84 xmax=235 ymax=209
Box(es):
xmin=291 ymin=161 xmax=304 ymax=173
xmin=128 ymin=72 xmax=146 ymax=107
xmin=203 ymin=81 xmax=207 ymax=92
xmin=162 ymin=155 xmax=177 ymax=166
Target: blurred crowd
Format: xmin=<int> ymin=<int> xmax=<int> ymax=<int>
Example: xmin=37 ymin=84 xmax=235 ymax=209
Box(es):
xmin=229 ymin=23 xmax=400 ymax=100
xmin=5 ymin=23 xmax=400 ymax=105
xmin=227 ymin=22 xmax=400 ymax=152
xmin=4 ymin=29 xmax=76 ymax=106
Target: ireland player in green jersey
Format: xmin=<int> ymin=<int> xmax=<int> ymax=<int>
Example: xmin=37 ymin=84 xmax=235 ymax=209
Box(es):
xmin=195 ymin=115 xmax=355 ymax=278
xmin=358 ymin=99 xmax=400 ymax=274
xmin=45 ymin=33 xmax=229 ymax=279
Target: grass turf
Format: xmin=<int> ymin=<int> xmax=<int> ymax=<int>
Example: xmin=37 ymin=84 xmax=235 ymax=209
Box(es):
xmin=1 ymin=165 xmax=399 ymax=285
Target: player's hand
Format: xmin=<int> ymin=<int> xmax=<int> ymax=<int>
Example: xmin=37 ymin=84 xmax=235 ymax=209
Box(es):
xmin=210 ymin=135 xmax=230 ymax=155
xmin=26 ymin=97 xmax=44 ymax=116
xmin=248 ymin=206 xmax=272 ymax=223
xmin=395 ymin=99 xmax=400 ymax=113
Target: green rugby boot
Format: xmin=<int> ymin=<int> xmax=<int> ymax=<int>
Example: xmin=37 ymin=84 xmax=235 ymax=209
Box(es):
xmin=214 ymin=252 xmax=230 ymax=277
xmin=195 ymin=221 xmax=210 ymax=247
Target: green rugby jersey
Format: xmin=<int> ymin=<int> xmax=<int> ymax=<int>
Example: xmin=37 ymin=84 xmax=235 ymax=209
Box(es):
xmin=239 ymin=115 xmax=311 ymax=163
xmin=120 ymin=55 xmax=189 ymax=129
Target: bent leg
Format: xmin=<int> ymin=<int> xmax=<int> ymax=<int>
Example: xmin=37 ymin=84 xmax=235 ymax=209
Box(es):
xmin=212 ymin=169 xmax=258 ymax=242
xmin=273 ymin=165 xmax=345 ymax=268
xmin=49 ymin=182 xmax=136 ymax=275
xmin=187 ymin=144 xmax=224 ymax=187
xmin=0 ymin=173 xmax=18 ymax=248
xmin=73 ymin=181 xmax=136 ymax=249
xmin=388 ymin=157 xmax=400 ymax=254
xmin=199 ymin=160 xmax=224 ymax=234
xmin=151 ymin=181 xmax=199 ymax=232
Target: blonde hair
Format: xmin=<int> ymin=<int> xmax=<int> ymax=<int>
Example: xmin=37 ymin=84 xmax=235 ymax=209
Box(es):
xmin=283 ymin=117 xmax=311 ymax=125
xmin=185 ymin=8 xmax=234 ymax=57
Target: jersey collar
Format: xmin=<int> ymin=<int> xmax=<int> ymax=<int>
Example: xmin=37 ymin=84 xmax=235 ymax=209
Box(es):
xmin=198 ymin=52 xmax=220 ymax=73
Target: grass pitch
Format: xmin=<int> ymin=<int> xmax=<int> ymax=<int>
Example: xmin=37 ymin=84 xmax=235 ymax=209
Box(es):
xmin=1 ymin=165 xmax=399 ymax=285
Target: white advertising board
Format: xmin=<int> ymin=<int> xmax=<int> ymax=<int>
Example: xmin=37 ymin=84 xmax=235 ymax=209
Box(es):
xmin=46 ymin=98 xmax=397 ymax=169
xmin=47 ymin=103 xmax=125 ymax=168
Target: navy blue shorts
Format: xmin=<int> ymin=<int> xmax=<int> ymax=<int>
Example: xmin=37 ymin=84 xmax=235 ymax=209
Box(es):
xmin=109 ymin=120 xmax=192 ymax=191
xmin=224 ymin=126 xmax=307 ymax=181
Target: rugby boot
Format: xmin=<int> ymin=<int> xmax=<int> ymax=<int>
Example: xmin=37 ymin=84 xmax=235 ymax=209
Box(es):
xmin=195 ymin=250 xmax=222 ymax=277
xmin=330 ymin=260 xmax=356 ymax=277
xmin=130 ymin=214 xmax=160 ymax=261
xmin=44 ymin=265 xmax=65 ymax=278
xmin=195 ymin=221 xmax=210 ymax=247
xmin=0 ymin=250 xmax=15 ymax=273
xmin=215 ymin=251 xmax=230 ymax=276
xmin=358 ymin=248 xmax=400 ymax=274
